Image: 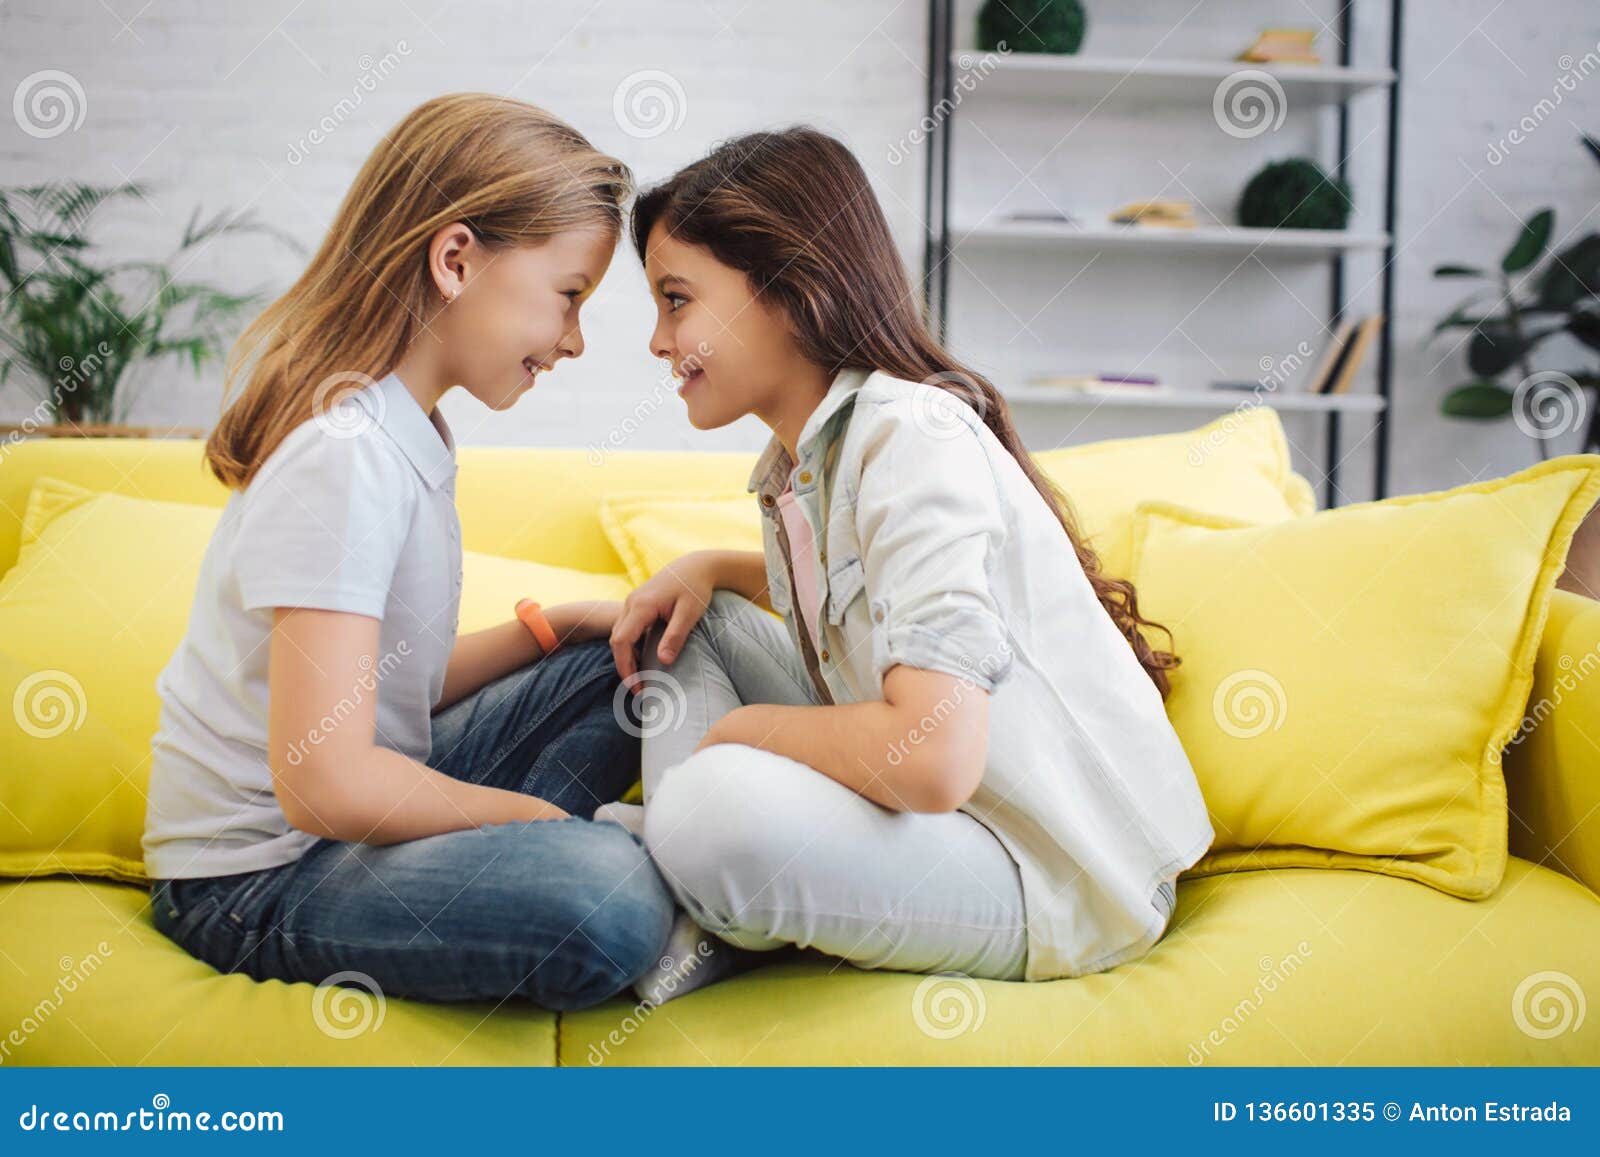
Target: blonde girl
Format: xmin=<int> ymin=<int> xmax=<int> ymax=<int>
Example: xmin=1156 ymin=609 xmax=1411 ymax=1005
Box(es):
xmin=143 ymin=95 xmax=673 ymax=1009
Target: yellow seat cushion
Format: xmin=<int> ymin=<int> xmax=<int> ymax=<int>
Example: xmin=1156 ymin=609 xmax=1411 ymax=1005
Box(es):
xmin=1128 ymin=454 xmax=1600 ymax=900
xmin=596 ymin=406 xmax=1316 ymax=583
xmin=0 ymin=478 xmax=630 ymax=884
xmin=561 ymin=857 xmax=1600 ymax=1065
xmin=0 ymin=877 xmax=557 ymax=1064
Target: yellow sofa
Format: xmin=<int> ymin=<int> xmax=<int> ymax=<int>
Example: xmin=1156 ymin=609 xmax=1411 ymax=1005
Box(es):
xmin=1 ymin=431 xmax=1597 ymax=1066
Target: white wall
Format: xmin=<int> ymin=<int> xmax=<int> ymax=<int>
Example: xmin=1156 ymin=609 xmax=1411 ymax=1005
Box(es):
xmin=2 ymin=0 xmax=1597 ymax=501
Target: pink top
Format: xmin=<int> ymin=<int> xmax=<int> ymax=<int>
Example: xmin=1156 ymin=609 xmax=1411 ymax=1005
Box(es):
xmin=775 ymin=482 xmax=822 ymax=654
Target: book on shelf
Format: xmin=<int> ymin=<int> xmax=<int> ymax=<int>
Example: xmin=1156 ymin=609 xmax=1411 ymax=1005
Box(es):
xmin=1236 ymin=28 xmax=1321 ymax=64
xmin=1108 ymin=200 xmax=1196 ymax=229
xmin=1304 ymin=315 xmax=1384 ymax=395
xmin=1027 ymin=373 xmax=1164 ymax=392
xmin=1003 ymin=209 xmax=1076 ymax=225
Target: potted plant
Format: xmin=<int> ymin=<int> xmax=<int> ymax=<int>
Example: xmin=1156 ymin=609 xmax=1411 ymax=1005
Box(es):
xmin=0 ymin=182 xmax=296 ymax=437
xmin=1428 ymin=135 xmax=1600 ymax=459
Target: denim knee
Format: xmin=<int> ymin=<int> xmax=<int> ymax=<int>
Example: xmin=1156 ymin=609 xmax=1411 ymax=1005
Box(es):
xmin=531 ymin=822 xmax=675 ymax=1010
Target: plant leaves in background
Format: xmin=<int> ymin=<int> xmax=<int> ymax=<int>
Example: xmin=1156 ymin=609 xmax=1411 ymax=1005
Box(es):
xmin=1501 ymin=208 xmax=1554 ymax=274
xmin=1536 ymin=233 xmax=1600 ymax=310
xmin=1442 ymin=381 xmax=1515 ymax=418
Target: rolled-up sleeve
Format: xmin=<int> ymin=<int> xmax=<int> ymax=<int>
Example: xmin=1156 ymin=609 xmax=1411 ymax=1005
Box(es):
xmin=853 ymin=402 xmax=1015 ymax=693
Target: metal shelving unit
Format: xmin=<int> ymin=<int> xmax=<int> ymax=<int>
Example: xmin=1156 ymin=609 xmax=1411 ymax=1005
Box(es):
xmin=920 ymin=1 xmax=1405 ymax=505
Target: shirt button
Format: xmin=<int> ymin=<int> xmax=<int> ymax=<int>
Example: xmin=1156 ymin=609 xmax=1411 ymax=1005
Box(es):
xmin=873 ymin=608 xmax=885 ymax=622
xmin=819 ymin=549 xmax=827 ymax=564
xmin=798 ymin=471 xmax=813 ymax=484
xmin=820 ymin=649 xmax=830 ymax=662
xmin=761 ymin=494 xmax=775 ymax=508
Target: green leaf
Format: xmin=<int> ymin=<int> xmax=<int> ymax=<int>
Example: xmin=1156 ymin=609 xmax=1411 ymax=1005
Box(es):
xmin=1467 ymin=322 xmax=1529 ymax=376
xmin=1570 ymin=309 xmax=1600 ymax=353
xmin=1536 ymin=233 xmax=1600 ymax=310
xmin=1433 ymin=264 xmax=1485 ymax=277
xmin=1502 ymin=208 xmax=1555 ymax=274
xmin=1442 ymin=381 xmax=1515 ymax=418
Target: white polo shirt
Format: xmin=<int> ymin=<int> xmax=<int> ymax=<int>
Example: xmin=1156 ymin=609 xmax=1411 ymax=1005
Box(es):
xmin=142 ymin=373 xmax=464 ymax=879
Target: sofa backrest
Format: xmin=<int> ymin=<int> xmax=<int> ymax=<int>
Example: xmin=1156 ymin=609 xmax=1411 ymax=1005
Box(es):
xmin=0 ymin=438 xmax=759 ymax=576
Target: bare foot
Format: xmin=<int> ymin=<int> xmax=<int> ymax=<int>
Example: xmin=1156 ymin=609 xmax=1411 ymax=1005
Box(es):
xmin=1557 ymin=499 xmax=1600 ymax=600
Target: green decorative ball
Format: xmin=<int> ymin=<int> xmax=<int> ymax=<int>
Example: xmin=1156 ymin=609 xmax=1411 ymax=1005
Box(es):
xmin=1237 ymin=158 xmax=1353 ymax=231
xmin=977 ymin=0 xmax=1086 ymax=55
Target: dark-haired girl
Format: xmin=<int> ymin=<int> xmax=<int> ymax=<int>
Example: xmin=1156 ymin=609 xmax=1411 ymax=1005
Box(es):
xmin=605 ymin=127 xmax=1213 ymax=1004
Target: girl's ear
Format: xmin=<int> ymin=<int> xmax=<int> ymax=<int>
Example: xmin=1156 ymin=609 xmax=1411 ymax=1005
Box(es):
xmin=426 ymin=222 xmax=478 ymax=303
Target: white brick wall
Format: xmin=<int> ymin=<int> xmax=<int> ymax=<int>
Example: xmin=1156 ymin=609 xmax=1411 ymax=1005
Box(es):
xmin=2 ymin=0 xmax=1597 ymax=499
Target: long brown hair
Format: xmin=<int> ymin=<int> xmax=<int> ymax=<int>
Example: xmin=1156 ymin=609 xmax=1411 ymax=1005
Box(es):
xmin=631 ymin=127 xmax=1181 ymax=698
xmin=205 ymin=93 xmax=631 ymax=489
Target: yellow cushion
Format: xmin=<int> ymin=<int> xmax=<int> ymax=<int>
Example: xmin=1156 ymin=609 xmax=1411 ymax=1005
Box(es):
xmin=0 ymin=478 xmax=630 ymax=884
xmin=1034 ymin=405 xmax=1316 ymax=577
xmin=0 ymin=877 xmax=558 ymax=1064
xmin=561 ymin=858 xmax=1600 ymax=1065
xmin=592 ymin=407 xmax=1315 ymax=584
xmin=599 ymin=492 xmax=764 ymax=584
xmin=1128 ymin=454 xmax=1600 ymax=899
xmin=0 ymin=438 xmax=758 ymax=578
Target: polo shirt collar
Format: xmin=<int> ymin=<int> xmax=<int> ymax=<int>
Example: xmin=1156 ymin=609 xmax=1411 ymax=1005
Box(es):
xmin=374 ymin=373 xmax=456 ymax=491
xmin=746 ymin=367 xmax=871 ymax=496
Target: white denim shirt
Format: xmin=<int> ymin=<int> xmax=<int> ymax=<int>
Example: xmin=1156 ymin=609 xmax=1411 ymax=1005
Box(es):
xmin=748 ymin=368 xmax=1215 ymax=980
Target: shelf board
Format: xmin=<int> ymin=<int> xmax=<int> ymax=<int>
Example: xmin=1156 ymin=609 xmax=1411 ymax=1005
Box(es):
xmin=1002 ymin=385 xmax=1386 ymax=413
xmin=952 ymin=51 xmax=1395 ymax=107
xmin=954 ymin=220 xmax=1391 ymax=257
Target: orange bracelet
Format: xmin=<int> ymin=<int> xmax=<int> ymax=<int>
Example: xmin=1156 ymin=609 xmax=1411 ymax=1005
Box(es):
xmin=515 ymin=599 xmax=560 ymax=655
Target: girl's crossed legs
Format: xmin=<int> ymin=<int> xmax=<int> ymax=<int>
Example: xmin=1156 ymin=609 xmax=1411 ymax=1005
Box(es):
xmin=635 ymin=589 xmax=1030 ymax=982
xmin=151 ymin=639 xmax=675 ymax=1011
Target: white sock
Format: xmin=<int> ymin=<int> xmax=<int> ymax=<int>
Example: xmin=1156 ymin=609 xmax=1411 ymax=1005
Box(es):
xmin=592 ymin=801 xmax=645 ymax=839
xmin=632 ymin=909 xmax=746 ymax=1007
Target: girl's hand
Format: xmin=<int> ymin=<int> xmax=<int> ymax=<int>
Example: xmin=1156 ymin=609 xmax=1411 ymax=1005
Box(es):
xmin=544 ymin=601 xmax=624 ymax=648
xmin=610 ymin=551 xmax=717 ymax=692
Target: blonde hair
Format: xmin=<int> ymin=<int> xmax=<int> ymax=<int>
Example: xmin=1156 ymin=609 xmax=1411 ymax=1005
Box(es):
xmin=205 ymin=93 xmax=631 ymax=488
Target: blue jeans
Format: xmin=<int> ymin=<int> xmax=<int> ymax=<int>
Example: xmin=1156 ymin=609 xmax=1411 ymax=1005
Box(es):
xmin=150 ymin=639 xmax=674 ymax=1011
